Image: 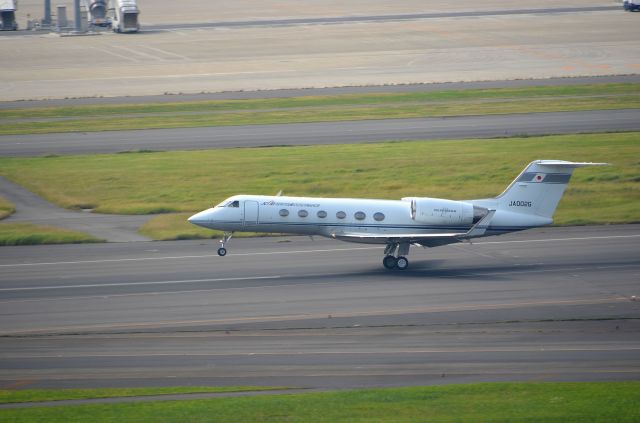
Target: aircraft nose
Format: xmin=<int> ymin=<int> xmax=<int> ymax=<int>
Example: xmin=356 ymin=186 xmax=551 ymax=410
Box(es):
xmin=187 ymin=210 xmax=210 ymax=227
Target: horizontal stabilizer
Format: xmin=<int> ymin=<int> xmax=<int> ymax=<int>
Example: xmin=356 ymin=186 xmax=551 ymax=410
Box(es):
xmin=532 ymin=160 xmax=609 ymax=168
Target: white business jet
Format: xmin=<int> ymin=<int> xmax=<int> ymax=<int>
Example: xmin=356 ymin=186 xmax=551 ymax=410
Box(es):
xmin=188 ymin=160 xmax=606 ymax=270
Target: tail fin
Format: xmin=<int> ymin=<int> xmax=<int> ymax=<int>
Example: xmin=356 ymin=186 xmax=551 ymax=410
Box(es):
xmin=494 ymin=160 xmax=608 ymax=219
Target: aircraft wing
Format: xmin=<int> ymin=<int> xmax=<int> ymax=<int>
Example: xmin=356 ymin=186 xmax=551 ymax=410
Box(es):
xmin=332 ymin=210 xmax=495 ymax=247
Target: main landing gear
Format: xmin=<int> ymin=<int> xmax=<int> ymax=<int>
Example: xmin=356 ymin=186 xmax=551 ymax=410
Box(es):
xmin=383 ymin=242 xmax=410 ymax=270
xmin=217 ymin=232 xmax=232 ymax=256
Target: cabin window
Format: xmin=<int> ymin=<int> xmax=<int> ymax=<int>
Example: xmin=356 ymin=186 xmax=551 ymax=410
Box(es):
xmin=354 ymin=211 xmax=366 ymax=220
xmin=336 ymin=211 xmax=346 ymax=219
xmin=279 ymin=209 xmax=289 ymax=217
xmin=374 ymin=212 xmax=385 ymax=221
xmin=298 ymin=209 xmax=308 ymax=218
xmin=317 ymin=210 xmax=327 ymax=218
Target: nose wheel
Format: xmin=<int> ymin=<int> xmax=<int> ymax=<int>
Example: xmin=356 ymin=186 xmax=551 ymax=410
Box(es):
xmin=218 ymin=232 xmax=232 ymax=257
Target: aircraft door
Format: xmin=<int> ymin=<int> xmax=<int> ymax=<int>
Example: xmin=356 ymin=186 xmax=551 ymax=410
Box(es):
xmin=243 ymin=200 xmax=259 ymax=227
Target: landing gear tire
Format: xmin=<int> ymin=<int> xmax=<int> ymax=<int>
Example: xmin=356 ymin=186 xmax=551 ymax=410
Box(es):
xmin=383 ymin=255 xmax=397 ymax=270
xmin=396 ymin=256 xmax=409 ymax=270
xmin=217 ymin=232 xmax=232 ymax=257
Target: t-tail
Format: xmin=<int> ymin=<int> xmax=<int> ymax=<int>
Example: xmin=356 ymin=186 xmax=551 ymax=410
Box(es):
xmin=471 ymin=160 xmax=608 ymax=230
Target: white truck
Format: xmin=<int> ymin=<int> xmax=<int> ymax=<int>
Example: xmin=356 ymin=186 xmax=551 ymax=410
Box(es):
xmin=112 ymin=0 xmax=139 ymax=33
xmin=0 ymin=0 xmax=17 ymax=31
xmin=85 ymin=0 xmax=110 ymax=27
xmin=623 ymin=0 xmax=640 ymax=11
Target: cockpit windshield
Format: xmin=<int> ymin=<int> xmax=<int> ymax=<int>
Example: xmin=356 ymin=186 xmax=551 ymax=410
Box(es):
xmin=216 ymin=199 xmax=240 ymax=208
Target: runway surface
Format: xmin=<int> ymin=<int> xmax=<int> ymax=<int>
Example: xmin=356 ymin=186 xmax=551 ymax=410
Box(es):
xmin=1 ymin=225 xmax=639 ymax=390
xmin=2 ymin=109 xmax=639 ymax=157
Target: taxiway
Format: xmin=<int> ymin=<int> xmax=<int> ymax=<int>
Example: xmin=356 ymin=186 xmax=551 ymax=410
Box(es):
xmin=2 ymin=109 xmax=639 ymax=157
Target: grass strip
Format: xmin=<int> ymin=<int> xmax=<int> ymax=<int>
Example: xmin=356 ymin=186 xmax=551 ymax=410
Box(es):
xmin=0 ymin=196 xmax=15 ymax=220
xmin=2 ymin=83 xmax=638 ymax=118
xmin=1 ymin=382 xmax=639 ymax=422
xmin=0 ymin=132 xmax=637 ymax=230
xmin=2 ymin=96 xmax=639 ymax=135
xmin=0 ymin=386 xmax=286 ymax=404
xmin=0 ymin=83 xmax=638 ymax=135
xmin=0 ymin=223 xmax=103 ymax=246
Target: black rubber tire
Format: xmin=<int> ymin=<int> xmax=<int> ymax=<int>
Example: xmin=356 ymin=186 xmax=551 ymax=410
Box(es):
xmin=383 ymin=255 xmax=397 ymax=270
xmin=396 ymin=256 xmax=409 ymax=270
xmin=217 ymin=247 xmax=227 ymax=257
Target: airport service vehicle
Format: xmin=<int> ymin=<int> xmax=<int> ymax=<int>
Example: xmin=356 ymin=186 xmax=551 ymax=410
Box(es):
xmin=112 ymin=0 xmax=139 ymax=33
xmin=0 ymin=0 xmax=17 ymax=30
xmin=85 ymin=0 xmax=110 ymax=27
xmin=188 ymin=160 xmax=607 ymax=270
xmin=623 ymin=0 xmax=640 ymax=11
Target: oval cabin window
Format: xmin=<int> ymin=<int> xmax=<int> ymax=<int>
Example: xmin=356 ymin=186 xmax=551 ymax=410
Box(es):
xmin=374 ymin=212 xmax=385 ymax=221
xmin=336 ymin=211 xmax=346 ymax=219
xmin=354 ymin=211 xmax=366 ymax=220
xmin=279 ymin=209 xmax=289 ymax=217
xmin=317 ymin=210 xmax=327 ymax=218
xmin=298 ymin=210 xmax=308 ymax=218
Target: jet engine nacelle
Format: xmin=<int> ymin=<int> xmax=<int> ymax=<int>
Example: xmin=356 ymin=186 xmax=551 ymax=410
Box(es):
xmin=405 ymin=197 xmax=476 ymax=225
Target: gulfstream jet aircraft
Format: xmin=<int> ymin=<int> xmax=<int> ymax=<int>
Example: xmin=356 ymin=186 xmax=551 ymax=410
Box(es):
xmin=188 ymin=160 xmax=606 ymax=270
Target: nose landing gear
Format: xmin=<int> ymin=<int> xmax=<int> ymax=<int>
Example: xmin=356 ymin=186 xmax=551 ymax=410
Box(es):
xmin=218 ymin=232 xmax=233 ymax=256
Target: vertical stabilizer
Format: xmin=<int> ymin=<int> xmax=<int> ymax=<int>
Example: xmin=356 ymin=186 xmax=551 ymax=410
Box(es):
xmin=494 ymin=160 xmax=608 ymax=219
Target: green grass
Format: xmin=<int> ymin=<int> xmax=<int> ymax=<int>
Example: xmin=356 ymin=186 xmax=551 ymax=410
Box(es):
xmin=0 ymin=196 xmax=15 ymax=220
xmin=0 ymin=223 xmax=103 ymax=246
xmin=0 ymin=83 xmax=638 ymax=135
xmin=0 ymin=132 xmax=638 ymax=233
xmin=1 ymin=382 xmax=638 ymax=422
xmin=0 ymin=386 xmax=286 ymax=404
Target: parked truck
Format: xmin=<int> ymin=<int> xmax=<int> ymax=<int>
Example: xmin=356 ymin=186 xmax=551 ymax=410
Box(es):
xmin=85 ymin=0 xmax=111 ymax=27
xmin=0 ymin=0 xmax=17 ymax=31
xmin=112 ymin=0 xmax=138 ymax=33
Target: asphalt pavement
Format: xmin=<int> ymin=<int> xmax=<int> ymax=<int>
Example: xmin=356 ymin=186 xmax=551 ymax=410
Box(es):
xmin=2 ymin=109 xmax=639 ymax=156
xmin=145 ymin=6 xmax=619 ymax=31
xmin=1 ymin=225 xmax=638 ymax=391
xmin=0 ymin=176 xmax=151 ymax=242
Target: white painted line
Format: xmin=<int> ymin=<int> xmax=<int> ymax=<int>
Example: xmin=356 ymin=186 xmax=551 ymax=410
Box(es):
xmin=475 ymin=234 xmax=640 ymax=245
xmin=0 ymin=246 xmax=379 ymax=268
xmin=6 ymin=345 xmax=640 ymax=359
xmin=141 ymin=46 xmax=192 ymax=61
xmin=0 ymin=276 xmax=281 ymax=292
xmin=0 ymin=234 xmax=637 ymax=269
xmin=457 ymin=264 xmax=640 ymax=278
